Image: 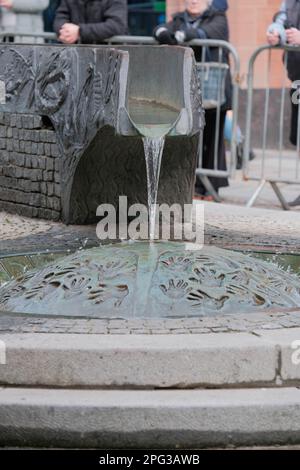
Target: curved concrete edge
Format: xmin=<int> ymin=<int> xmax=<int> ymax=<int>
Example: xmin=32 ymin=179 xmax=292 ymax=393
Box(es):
xmin=0 ymin=387 xmax=300 ymax=448
xmin=0 ymin=329 xmax=299 ymax=388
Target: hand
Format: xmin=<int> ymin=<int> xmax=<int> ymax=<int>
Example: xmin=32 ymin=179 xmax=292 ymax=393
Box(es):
xmin=286 ymin=28 xmax=300 ymax=45
xmin=175 ymin=29 xmax=199 ymax=44
xmin=59 ymin=23 xmax=80 ymax=44
xmin=267 ymin=31 xmax=280 ymax=46
xmin=174 ymin=30 xmax=186 ymax=44
xmin=0 ymin=0 xmax=13 ymax=9
xmin=154 ymin=27 xmax=177 ymax=45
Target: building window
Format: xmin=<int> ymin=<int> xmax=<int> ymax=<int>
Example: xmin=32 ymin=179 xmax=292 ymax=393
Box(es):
xmin=128 ymin=1 xmax=166 ymax=36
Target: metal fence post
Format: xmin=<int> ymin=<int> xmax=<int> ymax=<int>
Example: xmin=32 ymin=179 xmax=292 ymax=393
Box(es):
xmin=243 ymin=44 xmax=300 ymax=210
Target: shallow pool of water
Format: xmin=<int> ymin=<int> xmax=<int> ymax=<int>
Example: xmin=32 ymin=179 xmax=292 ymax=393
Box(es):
xmin=0 ymin=251 xmax=67 ymax=286
xmin=1 ymin=249 xmax=299 ymax=287
xmin=1 ymin=243 xmax=300 ymax=318
xmin=247 ymin=252 xmax=300 ymax=276
xmin=128 ymin=98 xmax=179 ymax=138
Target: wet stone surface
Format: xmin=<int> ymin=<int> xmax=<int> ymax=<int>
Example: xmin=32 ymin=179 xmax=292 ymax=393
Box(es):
xmin=1 ymin=221 xmax=300 ymax=257
xmin=1 ymin=203 xmax=300 ymax=334
xmin=1 ymin=242 xmax=300 ymax=318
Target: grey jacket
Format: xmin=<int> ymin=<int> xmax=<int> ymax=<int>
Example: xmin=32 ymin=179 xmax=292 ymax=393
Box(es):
xmin=54 ymin=0 xmax=128 ymax=44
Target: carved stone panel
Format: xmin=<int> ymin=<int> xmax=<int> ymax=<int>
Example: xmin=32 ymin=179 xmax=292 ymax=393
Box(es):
xmin=0 ymin=45 xmax=203 ymax=224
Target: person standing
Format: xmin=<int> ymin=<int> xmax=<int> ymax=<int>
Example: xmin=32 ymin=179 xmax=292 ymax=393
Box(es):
xmin=267 ymin=0 xmax=300 ymax=206
xmin=54 ymin=0 xmax=128 ymax=44
xmin=0 ymin=0 xmax=49 ymax=38
xmin=44 ymin=0 xmax=60 ymax=32
xmin=0 ymin=0 xmax=16 ymax=35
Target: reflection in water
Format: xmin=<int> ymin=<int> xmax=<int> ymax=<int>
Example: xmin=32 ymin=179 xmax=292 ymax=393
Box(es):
xmin=249 ymin=252 xmax=300 ymax=275
xmin=0 ymin=252 xmax=66 ymax=287
xmin=129 ymin=98 xmax=179 ymax=137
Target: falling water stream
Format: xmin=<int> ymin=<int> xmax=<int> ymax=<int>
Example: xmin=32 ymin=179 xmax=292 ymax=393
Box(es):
xmin=128 ymin=98 xmax=180 ymax=240
xmin=142 ymin=137 xmax=165 ymax=240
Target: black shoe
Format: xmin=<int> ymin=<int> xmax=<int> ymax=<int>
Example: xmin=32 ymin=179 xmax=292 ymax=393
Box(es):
xmin=236 ymin=143 xmax=243 ymax=169
xmin=236 ymin=155 xmax=243 ymax=170
xmin=289 ymin=195 xmax=300 ymax=207
xmin=236 ymin=146 xmax=256 ymax=170
xmin=249 ymin=150 xmax=256 ymax=161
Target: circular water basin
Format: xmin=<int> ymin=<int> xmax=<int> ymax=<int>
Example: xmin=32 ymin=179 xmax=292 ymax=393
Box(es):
xmin=0 ymin=241 xmax=299 ymax=318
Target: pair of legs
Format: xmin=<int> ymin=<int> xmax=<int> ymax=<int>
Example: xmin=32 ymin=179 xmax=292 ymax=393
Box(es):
xmin=224 ymin=111 xmax=255 ymax=169
xmin=195 ymin=109 xmax=229 ymax=199
xmin=289 ymin=90 xmax=300 ymax=206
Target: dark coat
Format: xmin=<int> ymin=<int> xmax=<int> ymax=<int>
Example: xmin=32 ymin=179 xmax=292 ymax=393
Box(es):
xmin=44 ymin=0 xmax=60 ymax=32
xmin=212 ymin=0 xmax=228 ymax=11
xmin=159 ymin=8 xmax=232 ymax=110
xmin=286 ymin=0 xmax=300 ymax=81
xmin=54 ymin=0 xmax=128 ymax=44
xmin=162 ymin=9 xmax=229 ymax=47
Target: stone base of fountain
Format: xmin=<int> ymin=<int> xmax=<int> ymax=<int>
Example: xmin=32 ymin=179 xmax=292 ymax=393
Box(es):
xmin=0 ymin=329 xmax=300 ymax=448
xmin=0 ymin=44 xmax=203 ymax=224
xmin=69 ymin=130 xmax=199 ymax=225
xmin=1 ymin=208 xmax=300 ymax=448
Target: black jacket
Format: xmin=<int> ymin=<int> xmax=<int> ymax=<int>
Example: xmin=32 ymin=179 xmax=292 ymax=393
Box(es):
xmin=163 ymin=9 xmax=229 ymax=49
xmin=286 ymin=0 xmax=300 ymax=81
xmin=157 ymin=8 xmax=232 ymax=109
xmin=54 ymin=0 xmax=128 ymax=43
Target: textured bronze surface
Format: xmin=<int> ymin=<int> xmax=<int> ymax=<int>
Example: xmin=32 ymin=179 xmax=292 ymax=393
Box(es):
xmin=1 ymin=242 xmax=299 ymax=318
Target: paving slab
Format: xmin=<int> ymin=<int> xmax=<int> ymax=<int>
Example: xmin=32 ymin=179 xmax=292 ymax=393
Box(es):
xmin=1 ymin=310 xmax=300 ymax=335
xmin=0 ymin=332 xmax=278 ymax=388
xmin=1 ymin=387 xmax=300 ymax=448
xmin=253 ymin=328 xmax=300 ymax=383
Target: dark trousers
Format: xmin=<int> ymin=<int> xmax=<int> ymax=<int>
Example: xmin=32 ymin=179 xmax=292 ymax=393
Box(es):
xmin=196 ymin=109 xmax=229 ymax=194
xmin=290 ymin=88 xmax=299 ymax=146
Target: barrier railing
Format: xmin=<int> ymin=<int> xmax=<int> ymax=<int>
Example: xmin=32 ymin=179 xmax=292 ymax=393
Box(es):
xmin=0 ymin=34 xmax=240 ymax=201
xmin=0 ymin=31 xmax=56 ymax=43
xmin=106 ymin=35 xmax=156 ymax=45
xmin=243 ymin=44 xmax=300 ymax=210
xmin=191 ymin=39 xmax=240 ymax=201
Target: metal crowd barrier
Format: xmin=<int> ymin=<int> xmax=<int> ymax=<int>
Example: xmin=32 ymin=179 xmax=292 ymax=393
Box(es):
xmin=107 ymin=36 xmax=240 ymax=202
xmin=191 ymin=38 xmax=240 ymax=201
xmin=244 ymin=44 xmax=300 ymax=210
xmin=0 ymin=33 xmax=240 ymax=202
xmin=106 ymin=35 xmax=156 ymax=45
xmin=0 ymin=31 xmax=56 ymax=43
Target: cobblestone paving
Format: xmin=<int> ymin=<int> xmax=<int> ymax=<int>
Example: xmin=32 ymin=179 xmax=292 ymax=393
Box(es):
xmin=2 ymin=202 xmax=300 ymax=256
xmin=0 ymin=223 xmax=98 ymax=255
xmin=1 ymin=220 xmax=300 ymax=256
xmin=0 ymin=212 xmax=56 ymax=241
xmin=1 ymin=310 xmax=300 ymax=335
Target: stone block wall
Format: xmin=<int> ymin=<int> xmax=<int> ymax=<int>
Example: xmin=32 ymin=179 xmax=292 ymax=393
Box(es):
xmin=0 ymin=44 xmax=202 ymax=224
xmin=0 ymin=113 xmax=61 ymax=221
